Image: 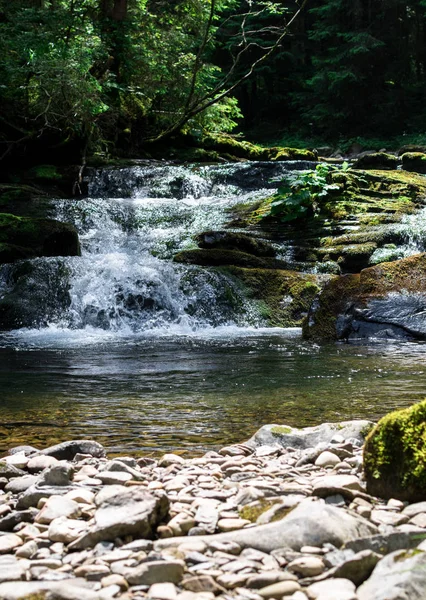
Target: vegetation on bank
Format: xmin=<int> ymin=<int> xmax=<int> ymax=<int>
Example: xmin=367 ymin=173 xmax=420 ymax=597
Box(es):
xmin=2 ymin=0 xmax=426 ymax=165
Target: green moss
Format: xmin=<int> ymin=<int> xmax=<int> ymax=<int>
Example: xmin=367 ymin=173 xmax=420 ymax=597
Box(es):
xmin=29 ymin=164 xmax=62 ymax=181
xmin=239 ymin=498 xmax=293 ymax=523
xmin=364 ymin=400 xmax=426 ymax=501
xmin=225 ymin=267 xmax=322 ymax=327
xmin=0 ymin=212 xmax=80 ymax=264
xmin=401 ymin=152 xmax=426 ymax=174
xmin=201 ymin=134 xmax=317 ymax=162
xmin=173 ymin=249 xmax=287 ymax=270
xmin=353 ymin=152 xmax=398 ymax=170
xmin=270 ymin=425 xmax=292 ymax=434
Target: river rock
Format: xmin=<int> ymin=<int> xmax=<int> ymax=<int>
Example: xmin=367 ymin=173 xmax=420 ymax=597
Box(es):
xmin=357 ymin=549 xmax=426 ymax=600
xmin=69 ymin=488 xmax=169 ymax=550
xmin=315 ymin=451 xmax=341 ymax=468
xmin=0 ymin=533 xmax=23 ymax=554
xmin=156 ymin=499 xmax=377 ymax=552
xmin=331 ymin=549 xmax=381 ymax=585
xmin=27 ymin=455 xmax=59 ymax=472
xmin=3 ymin=453 xmax=29 ymax=470
xmin=38 ymin=463 xmax=74 ymax=486
xmin=40 ymin=440 xmax=106 ymax=461
xmin=287 ymin=556 xmax=325 ymax=577
xmin=306 ymin=578 xmax=357 ymax=600
xmin=48 ymin=516 xmax=88 ymax=543
xmin=258 ymin=580 xmax=301 ymax=598
xmin=35 ymin=495 xmax=82 ymax=524
xmin=247 ymin=421 xmax=373 ymax=450
xmin=0 ymin=580 xmax=102 ymax=600
xmin=124 ymin=559 xmax=185 ymax=585
xmin=0 ymin=555 xmax=26 ymax=582
xmin=16 ymin=484 xmax=76 ymax=509
xmin=5 ymin=475 xmax=38 ymax=493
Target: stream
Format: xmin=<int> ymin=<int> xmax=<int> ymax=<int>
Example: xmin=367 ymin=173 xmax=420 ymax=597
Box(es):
xmin=1 ymin=161 xmax=426 ymax=455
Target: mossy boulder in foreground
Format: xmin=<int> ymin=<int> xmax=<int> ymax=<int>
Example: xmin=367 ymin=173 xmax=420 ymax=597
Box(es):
xmin=401 ymin=152 xmax=426 ymax=174
xmin=364 ymin=400 xmax=426 ymax=501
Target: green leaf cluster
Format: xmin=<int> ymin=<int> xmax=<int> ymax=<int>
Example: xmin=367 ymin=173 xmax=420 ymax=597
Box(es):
xmin=263 ymin=163 xmax=341 ymax=222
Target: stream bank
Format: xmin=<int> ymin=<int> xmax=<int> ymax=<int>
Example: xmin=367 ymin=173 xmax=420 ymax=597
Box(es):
xmin=0 ymin=418 xmax=426 ymax=600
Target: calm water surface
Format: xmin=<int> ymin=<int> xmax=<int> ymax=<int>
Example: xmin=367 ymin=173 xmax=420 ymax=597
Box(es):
xmin=1 ymin=327 xmax=426 ymax=456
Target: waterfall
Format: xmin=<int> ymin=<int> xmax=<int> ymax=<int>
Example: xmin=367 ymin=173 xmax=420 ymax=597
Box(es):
xmin=0 ymin=161 xmax=314 ymax=336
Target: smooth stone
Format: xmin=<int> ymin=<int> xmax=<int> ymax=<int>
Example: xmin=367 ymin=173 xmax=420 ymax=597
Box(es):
xmin=27 ymin=455 xmax=59 ymax=473
xmin=370 ymin=509 xmax=409 ymax=527
xmin=0 ymin=464 xmax=26 ymax=480
xmin=156 ymin=499 xmax=378 ymax=553
xmin=315 ymin=452 xmax=341 ymax=468
xmin=194 ymin=501 xmax=219 ymax=533
xmin=48 ymin=516 xmax=88 ymax=543
xmin=216 ymin=573 xmax=250 ymax=589
xmin=246 ymin=572 xmax=298 ymax=589
xmin=306 ymin=578 xmax=357 ymax=600
xmin=158 ymin=454 xmax=186 ymax=467
xmin=16 ymin=485 xmax=75 ymax=509
xmin=0 ymin=533 xmax=23 ymax=553
xmin=258 ymin=581 xmax=301 ymax=598
xmin=97 ymin=472 xmax=132 ymax=485
xmin=217 ymin=518 xmax=250 ymax=532
xmin=41 ymin=440 xmax=106 ymax=460
xmin=35 ymin=496 xmax=81 ymax=524
xmin=3 ymin=454 xmax=29 ymax=470
xmin=248 ymin=421 xmax=373 ymax=450
xmin=344 ymin=531 xmax=421 ymax=554
xmin=5 ymin=475 xmax=38 ymax=493
xmin=0 ymin=555 xmax=26 ymax=582
xmin=124 ymin=560 xmax=185 ymax=585
xmin=8 ymin=445 xmax=38 ymax=456
xmin=101 ymin=574 xmax=129 ymax=590
xmin=181 ymin=575 xmax=224 ymax=594
xmin=410 ymin=512 xmax=426 ymax=528
xmin=70 ymin=488 xmax=169 ymax=550
xmin=38 ymin=464 xmax=74 ymax=487
xmin=15 ymin=539 xmax=38 ymax=558
xmin=331 ymin=549 xmax=381 ymax=586
xmin=0 ymin=579 xmax=103 ymax=600
xmin=357 ymin=549 xmax=426 ymax=600
xmin=312 ymin=475 xmax=364 ymax=494
xmin=148 ymin=582 xmax=178 ymax=600
xmin=403 ymin=500 xmax=426 ymax=518
xmin=65 ymin=489 xmax=96 ymax=505
xmin=287 ymin=556 xmax=325 ymax=577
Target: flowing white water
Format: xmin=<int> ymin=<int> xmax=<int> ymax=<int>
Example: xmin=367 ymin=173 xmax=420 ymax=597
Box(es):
xmin=1 ymin=161 xmax=315 ymax=339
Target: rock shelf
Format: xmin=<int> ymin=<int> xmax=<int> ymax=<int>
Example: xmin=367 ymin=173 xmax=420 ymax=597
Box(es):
xmin=0 ymin=422 xmax=425 ymax=600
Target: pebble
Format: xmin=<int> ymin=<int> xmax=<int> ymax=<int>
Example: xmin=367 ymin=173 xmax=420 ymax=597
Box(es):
xmin=0 ymin=429 xmax=423 ymax=600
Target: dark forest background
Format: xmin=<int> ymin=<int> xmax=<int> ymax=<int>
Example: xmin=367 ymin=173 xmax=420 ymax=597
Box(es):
xmin=2 ymin=0 xmax=426 ymax=163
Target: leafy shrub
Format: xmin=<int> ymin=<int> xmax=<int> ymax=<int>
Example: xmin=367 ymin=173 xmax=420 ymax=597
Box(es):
xmin=263 ymin=163 xmax=342 ymax=222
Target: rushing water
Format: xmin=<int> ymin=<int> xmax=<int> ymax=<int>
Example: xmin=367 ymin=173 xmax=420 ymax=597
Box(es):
xmin=1 ymin=161 xmax=426 ymax=455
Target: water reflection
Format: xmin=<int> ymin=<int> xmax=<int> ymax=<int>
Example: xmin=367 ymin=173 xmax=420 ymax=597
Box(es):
xmin=1 ymin=329 xmax=426 ymax=455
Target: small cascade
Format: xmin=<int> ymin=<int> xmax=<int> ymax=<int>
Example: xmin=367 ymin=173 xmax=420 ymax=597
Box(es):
xmin=1 ymin=161 xmax=312 ymax=334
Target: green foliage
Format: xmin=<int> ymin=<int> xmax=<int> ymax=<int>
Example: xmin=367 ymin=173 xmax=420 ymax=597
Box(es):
xmin=264 ymin=164 xmax=340 ymax=222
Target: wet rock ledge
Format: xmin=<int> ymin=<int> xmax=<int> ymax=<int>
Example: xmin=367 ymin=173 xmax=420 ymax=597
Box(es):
xmin=1 ymin=419 xmax=426 ymax=600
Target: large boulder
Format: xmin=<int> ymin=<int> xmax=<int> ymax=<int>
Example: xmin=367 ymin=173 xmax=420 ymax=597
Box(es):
xmin=40 ymin=440 xmax=106 ymax=460
xmin=0 ymin=212 xmax=80 ymax=264
xmin=363 ymin=400 xmax=426 ymax=502
xmin=353 ymin=152 xmax=398 ymax=170
xmin=401 ymin=151 xmax=426 ymax=174
xmin=195 ymin=231 xmax=276 ymax=257
xmin=247 ymin=420 xmax=373 ymax=450
xmin=155 ymin=499 xmax=377 ymax=553
xmin=303 ymin=253 xmax=426 ymax=340
xmin=69 ymin=488 xmax=169 ymax=550
xmin=357 ymin=549 xmax=426 ymax=600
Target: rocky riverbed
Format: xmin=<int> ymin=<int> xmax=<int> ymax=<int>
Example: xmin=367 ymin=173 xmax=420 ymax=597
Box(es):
xmin=0 ymin=422 xmax=425 ymax=600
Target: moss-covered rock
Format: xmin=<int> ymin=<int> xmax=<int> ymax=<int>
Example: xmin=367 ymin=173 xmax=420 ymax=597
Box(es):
xmin=353 ymin=153 xmax=398 ymax=170
xmin=195 ymin=231 xmax=276 ymax=257
xmin=303 ymin=253 xmax=426 ymax=341
xmin=364 ymin=400 xmax=426 ymax=501
xmin=173 ymin=248 xmax=288 ymax=270
xmin=401 ymin=152 xmax=426 ymax=174
xmin=224 ymin=267 xmax=323 ymax=326
xmin=0 ymin=213 xmax=80 ymax=264
xmin=201 ymin=134 xmax=317 ymax=162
